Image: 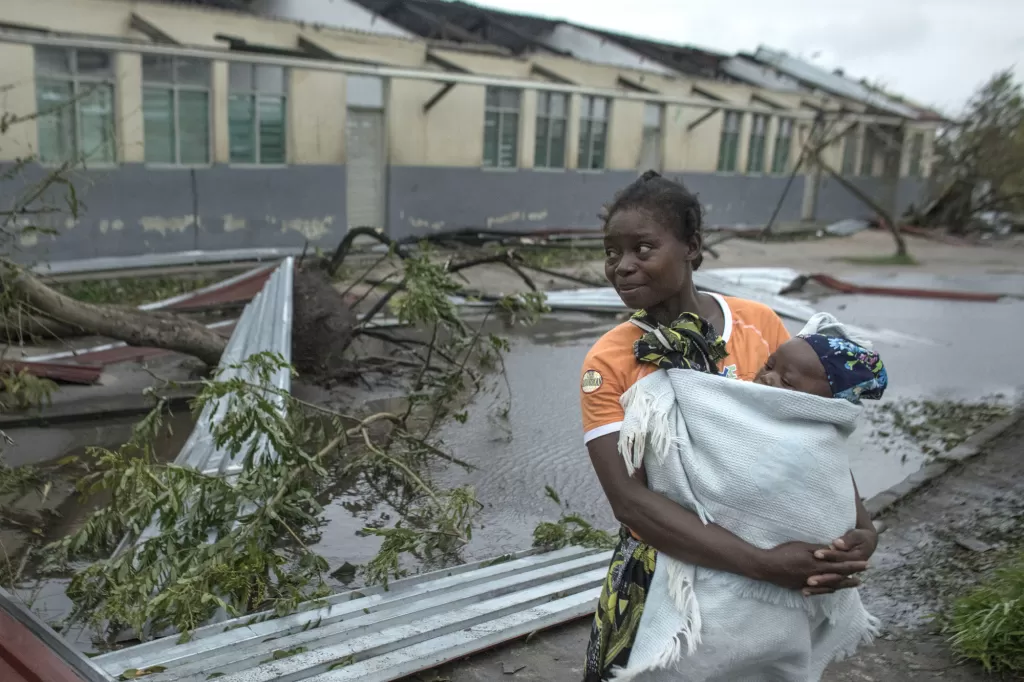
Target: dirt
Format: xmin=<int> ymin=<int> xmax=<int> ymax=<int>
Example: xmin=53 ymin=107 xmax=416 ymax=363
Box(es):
xmin=290 ymin=266 xmax=359 ymax=388
xmin=407 ymin=417 xmax=1024 ymax=682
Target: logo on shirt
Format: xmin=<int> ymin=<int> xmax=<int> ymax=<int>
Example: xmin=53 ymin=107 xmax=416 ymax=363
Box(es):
xmin=581 ymin=369 xmax=603 ymax=394
xmin=719 ymin=364 xmax=738 ymax=380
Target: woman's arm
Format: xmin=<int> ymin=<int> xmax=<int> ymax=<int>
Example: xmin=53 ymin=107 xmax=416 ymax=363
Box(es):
xmin=588 ymin=433 xmax=869 ymax=590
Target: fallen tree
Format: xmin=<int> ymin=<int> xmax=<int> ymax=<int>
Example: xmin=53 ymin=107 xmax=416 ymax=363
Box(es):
xmin=3 ymin=263 xmax=228 ymax=365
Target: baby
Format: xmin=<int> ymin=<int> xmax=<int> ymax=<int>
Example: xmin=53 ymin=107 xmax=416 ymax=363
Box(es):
xmin=754 ymin=318 xmax=888 ymax=404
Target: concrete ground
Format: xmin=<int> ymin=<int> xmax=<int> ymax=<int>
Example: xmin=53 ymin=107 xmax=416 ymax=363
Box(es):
xmin=408 ymin=417 xmax=1024 ymax=682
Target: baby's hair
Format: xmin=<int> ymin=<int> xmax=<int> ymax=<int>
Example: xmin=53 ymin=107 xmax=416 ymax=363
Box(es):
xmin=601 ymin=170 xmax=706 ymax=270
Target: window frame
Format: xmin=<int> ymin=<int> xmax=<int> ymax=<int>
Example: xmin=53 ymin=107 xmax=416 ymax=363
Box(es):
xmin=142 ymin=55 xmax=213 ymax=168
xmin=482 ymin=86 xmax=521 ymax=170
xmin=859 ymin=129 xmax=878 ymax=177
xmin=34 ymin=46 xmax=117 ymax=166
xmin=907 ymin=132 xmax=924 ymax=177
xmin=746 ymin=113 xmax=768 ymax=174
xmin=228 ymin=62 xmax=289 ymax=167
xmin=534 ymin=91 xmax=568 ymax=170
xmin=841 ymin=130 xmax=859 ymax=175
xmin=716 ymin=110 xmax=741 ymax=173
xmin=770 ymin=117 xmax=794 ymax=174
xmin=577 ymin=95 xmax=610 ymax=171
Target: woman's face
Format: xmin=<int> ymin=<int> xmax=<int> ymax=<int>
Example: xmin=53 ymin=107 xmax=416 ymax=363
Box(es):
xmin=603 ymin=207 xmax=698 ymax=311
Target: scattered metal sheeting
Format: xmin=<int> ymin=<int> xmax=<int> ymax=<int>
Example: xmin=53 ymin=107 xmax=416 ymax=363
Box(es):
xmin=460 ymin=269 xmax=819 ymax=322
xmin=93 ymin=546 xmax=605 ymax=682
xmin=0 ymin=359 xmax=102 ymax=385
xmin=112 ymin=257 xmax=294 ymax=556
xmin=696 ymin=267 xmax=805 ymax=297
xmin=33 ymin=249 xmax=304 ymax=277
xmin=26 ymin=319 xmax=236 ymax=366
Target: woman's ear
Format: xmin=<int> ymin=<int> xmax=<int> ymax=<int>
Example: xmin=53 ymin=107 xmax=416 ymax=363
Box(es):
xmin=684 ymin=231 xmax=703 ymax=263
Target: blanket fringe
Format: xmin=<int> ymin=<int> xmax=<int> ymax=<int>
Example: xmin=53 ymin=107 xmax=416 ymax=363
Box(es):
xmin=618 ymin=380 xmax=674 ymax=477
xmin=609 ymin=558 xmax=703 ymax=682
xmin=829 ymin=611 xmax=882 ymax=665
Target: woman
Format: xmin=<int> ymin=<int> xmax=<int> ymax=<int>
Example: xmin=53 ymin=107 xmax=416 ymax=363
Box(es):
xmin=580 ymin=172 xmax=878 ymax=681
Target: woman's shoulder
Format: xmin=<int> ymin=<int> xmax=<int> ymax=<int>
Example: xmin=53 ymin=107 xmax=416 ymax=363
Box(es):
xmin=584 ymin=321 xmax=643 ymax=363
xmin=723 ymin=295 xmax=782 ymax=324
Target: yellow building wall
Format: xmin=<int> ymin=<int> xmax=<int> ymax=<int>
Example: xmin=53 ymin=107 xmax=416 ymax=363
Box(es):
xmin=607 ymin=99 xmax=643 ymax=171
xmin=211 ymin=61 xmax=230 ymax=163
xmin=0 ymin=0 xmax=132 ymax=38
xmin=0 ymin=0 xmax=940 ymax=177
xmin=0 ymin=43 xmax=38 ymax=162
xmin=289 ymin=69 xmax=346 ymax=164
xmin=116 ymin=52 xmax=144 ymax=163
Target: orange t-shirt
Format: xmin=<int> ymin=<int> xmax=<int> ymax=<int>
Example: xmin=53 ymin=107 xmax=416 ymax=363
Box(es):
xmin=579 ymin=294 xmax=791 ymax=444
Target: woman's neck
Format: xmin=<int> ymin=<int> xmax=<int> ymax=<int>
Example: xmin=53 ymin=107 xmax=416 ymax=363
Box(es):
xmin=647 ymin=285 xmax=709 ymax=327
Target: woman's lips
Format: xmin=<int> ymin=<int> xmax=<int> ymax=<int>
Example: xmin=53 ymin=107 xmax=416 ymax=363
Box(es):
xmin=617 ymin=283 xmax=644 ymax=292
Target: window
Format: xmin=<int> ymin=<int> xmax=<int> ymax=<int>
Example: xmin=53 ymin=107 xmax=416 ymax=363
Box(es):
xmin=229 ymin=63 xmax=287 ymax=164
xmin=717 ymin=111 xmax=741 ymax=172
xmin=483 ymin=87 xmax=520 ymax=168
xmin=578 ymin=95 xmax=609 ymax=170
xmin=143 ymin=56 xmax=211 ymax=165
xmin=770 ymin=118 xmax=794 ymax=174
xmin=908 ymin=132 xmax=924 ymax=177
xmin=746 ymin=114 xmax=768 ymax=173
xmin=841 ymin=130 xmax=859 ymax=175
xmin=639 ymin=102 xmax=663 ymax=171
xmin=35 ymin=47 xmax=116 ymax=164
xmin=534 ymin=91 xmax=567 ymax=169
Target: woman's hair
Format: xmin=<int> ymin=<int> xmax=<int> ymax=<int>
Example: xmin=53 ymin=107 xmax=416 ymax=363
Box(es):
xmin=602 ymin=170 xmax=705 ymax=270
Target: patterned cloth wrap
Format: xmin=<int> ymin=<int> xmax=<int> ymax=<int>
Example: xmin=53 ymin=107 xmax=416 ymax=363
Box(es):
xmin=800 ymin=333 xmax=888 ymax=403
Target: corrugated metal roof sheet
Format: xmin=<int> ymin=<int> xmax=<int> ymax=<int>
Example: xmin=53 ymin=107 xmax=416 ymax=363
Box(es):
xmin=751 ymin=47 xmax=920 ymax=118
xmin=93 ymin=546 xmax=605 ymax=682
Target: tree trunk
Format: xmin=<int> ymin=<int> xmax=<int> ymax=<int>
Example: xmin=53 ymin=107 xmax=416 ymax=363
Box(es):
xmin=813 ymin=151 xmax=910 ymax=257
xmin=7 ymin=265 xmax=227 ymax=366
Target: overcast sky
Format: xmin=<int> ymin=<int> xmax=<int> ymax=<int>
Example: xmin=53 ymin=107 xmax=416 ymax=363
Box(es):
xmin=471 ymin=0 xmax=1024 ymax=114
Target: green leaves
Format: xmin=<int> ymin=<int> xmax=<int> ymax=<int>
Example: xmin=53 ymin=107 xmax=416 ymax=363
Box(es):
xmin=533 ymin=486 xmax=616 ymax=551
xmin=946 ymin=552 xmax=1024 ymax=673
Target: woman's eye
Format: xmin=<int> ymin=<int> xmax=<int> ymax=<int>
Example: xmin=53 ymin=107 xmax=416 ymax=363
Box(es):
xmin=605 ymin=248 xmax=619 ymax=258
xmin=637 ymin=244 xmax=653 ymax=254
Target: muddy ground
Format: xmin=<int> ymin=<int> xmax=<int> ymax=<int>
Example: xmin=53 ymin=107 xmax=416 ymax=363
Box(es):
xmin=408 ymin=417 xmax=1024 ymax=682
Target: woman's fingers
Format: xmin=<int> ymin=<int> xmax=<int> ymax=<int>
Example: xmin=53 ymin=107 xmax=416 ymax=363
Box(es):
xmin=801 ymin=577 xmax=861 ymax=597
xmin=806 ymin=564 xmax=867 ymax=586
xmin=814 ymin=547 xmax=868 ymax=562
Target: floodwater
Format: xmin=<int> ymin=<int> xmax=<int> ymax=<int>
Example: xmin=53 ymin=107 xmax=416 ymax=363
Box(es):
xmin=418 ymin=282 xmax=1024 ymax=562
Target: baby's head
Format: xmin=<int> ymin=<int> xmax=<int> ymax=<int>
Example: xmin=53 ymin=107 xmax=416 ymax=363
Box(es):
xmin=754 ymin=314 xmax=888 ymax=404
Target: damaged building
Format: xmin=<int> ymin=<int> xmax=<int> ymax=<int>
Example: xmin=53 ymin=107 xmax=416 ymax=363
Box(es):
xmin=0 ymin=0 xmax=944 ymax=262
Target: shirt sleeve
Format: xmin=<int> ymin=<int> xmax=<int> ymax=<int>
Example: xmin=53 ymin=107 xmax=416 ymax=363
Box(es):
xmin=579 ymin=350 xmax=626 ymax=445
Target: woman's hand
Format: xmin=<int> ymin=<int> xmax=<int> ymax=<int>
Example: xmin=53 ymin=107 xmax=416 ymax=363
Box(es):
xmin=755 ymin=540 xmax=869 ymax=592
xmin=801 ymin=528 xmax=878 ymax=595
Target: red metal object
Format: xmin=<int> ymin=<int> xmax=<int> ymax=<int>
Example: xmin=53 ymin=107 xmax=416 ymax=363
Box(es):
xmin=0 ymin=589 xmax=109 ymax=682
xmin=1 ymin=360 xmax=103 ymax=385
xmin=809 ymin=273 xmax=1003 ymax=302
xmin=162 ymin=268 xmax=272 ymax=311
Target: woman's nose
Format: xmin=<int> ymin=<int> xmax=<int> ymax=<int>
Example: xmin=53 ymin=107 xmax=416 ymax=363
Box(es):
xmin=615 ymin=255 xmax=638 ymax=276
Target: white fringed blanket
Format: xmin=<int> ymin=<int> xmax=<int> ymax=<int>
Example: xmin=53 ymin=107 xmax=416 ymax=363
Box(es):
xmin=613 ymin=369 xmax=878 ymax=682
